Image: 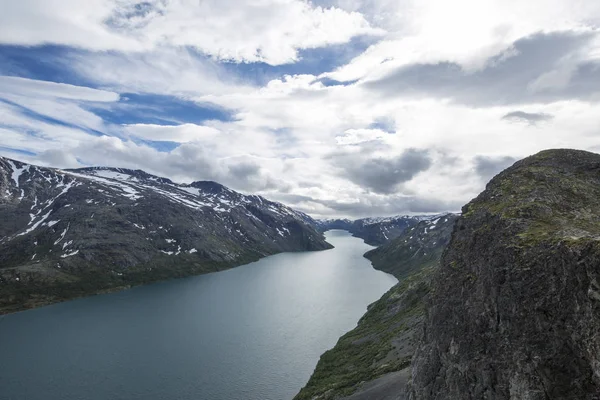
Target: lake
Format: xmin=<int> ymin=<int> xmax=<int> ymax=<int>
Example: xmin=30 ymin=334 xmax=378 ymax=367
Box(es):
xmin=0 ymin=230 xmax=397 ymax=400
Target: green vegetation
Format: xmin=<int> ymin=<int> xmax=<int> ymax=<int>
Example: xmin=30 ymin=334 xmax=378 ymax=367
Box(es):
xmin=295 ymin=268 xmax=433 ymax=400
xmin=463 ymin=150 xmax=600 ymax=247
xmin=295 ymin=216 xmax=458 ymax=400
xmin=0 ymin=252 xmax=262 ymax=314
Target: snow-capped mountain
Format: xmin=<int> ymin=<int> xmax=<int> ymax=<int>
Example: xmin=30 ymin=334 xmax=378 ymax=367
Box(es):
xmin=318 ymin=213 xmax=455 ymax=246
xmin=0 ymin=157 xmax=331 ymax=313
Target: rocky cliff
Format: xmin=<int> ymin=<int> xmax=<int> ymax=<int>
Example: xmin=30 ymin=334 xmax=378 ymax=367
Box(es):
xmin=295 ymin=215 xmax=458 ymax=400
xmin=0 ymin=157 xmax=331 ymax=314
xmin=409 ymin=149 xmax=600 ymax=399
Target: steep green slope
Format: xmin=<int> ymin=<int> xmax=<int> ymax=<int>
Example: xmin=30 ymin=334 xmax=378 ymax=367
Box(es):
xmin=295 ymin=215 xmax=458 ymax=400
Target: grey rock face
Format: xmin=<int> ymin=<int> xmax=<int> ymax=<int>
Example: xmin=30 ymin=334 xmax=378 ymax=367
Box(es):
xmin=409 ymin=149 xmax=600 ymax=399
xmin=0 ymin=157 xmax=331 ymax=313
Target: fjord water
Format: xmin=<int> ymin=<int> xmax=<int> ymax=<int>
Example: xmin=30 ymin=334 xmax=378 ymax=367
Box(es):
xmin=0 ymin=230 xmax=397 ymax=400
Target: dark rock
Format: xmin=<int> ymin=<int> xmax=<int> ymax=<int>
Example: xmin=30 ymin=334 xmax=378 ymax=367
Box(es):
xmin=409 ymin=149 xmax=600 ymax=399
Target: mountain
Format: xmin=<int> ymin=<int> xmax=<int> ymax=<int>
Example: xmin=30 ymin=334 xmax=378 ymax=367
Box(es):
xmin=409 ymin=149 xmax=600 ymax=399
xmin=298 ymin=148 xmax=600 ymax=400
xmin=319 ymin=214 xmax=450 ymax=246
xmin=364 ymin=214 xmax=458 ymax=278
xmin=295 ymin=214 xmax=458 ymax=400
xmin=0 ymin=157 xmax=331 ymax=314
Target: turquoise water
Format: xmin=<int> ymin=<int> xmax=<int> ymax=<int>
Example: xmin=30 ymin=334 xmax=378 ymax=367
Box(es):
xmin=0 ymin=230 xmax=397 ymax=400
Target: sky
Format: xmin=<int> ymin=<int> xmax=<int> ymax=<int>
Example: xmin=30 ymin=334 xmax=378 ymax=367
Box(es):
xmin=1 ymin=1 xmax=600 ymax=219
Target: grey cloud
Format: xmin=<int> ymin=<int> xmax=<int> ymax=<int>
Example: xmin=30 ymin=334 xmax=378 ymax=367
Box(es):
xmin=502 ymin=110 xmax=554 ymax=124
xmin=474 ymin=155 xmax=517 ymax=182
xmin=69 ymin=138 xmax=291 ymax=193
xmin=316 ymin=195 xmax=462 ymax=218
xmin=228 ymin=161 xmax=261 ymax=181
xmin=272 ymin=191 xmax=463 ymax=219
xmin=297 ymin=180 xmax=324 ymax=189
xmin=37 ymin=149 xmax=80 ymax=168
xmin=58 ymin=137 xmax=459 ymax=219
xmin=224 ymin=158 xmax=295 ymax=193
xmin=366 ymin=31 xmax=600 ymax=105
xmin=333 ymin=148 xmax=432 ymax=194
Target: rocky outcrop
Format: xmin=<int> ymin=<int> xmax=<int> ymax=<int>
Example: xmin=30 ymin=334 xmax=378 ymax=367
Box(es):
xmin=0 ymin=157 xmax=331 ymax=314
xmin=409 ymin=149 xmax=600 ymax=399
xmin=295 ymin=216 xmax=458 ymax=400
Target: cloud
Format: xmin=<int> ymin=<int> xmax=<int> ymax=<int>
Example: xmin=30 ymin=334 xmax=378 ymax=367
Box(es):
xmin=501 ymin=110 xmax=554 ymax=124
xmin=0 ymin=75 xmax=119 ymax=102
xmin=335 ymin=148 xmax=433 ymax=194
xmin=335 ymin=128 xmax=387 ymax=145
xmin=37 ymin=148 xmax=81 ymax=168
xmin=364 ymin=31 xmax=600 ymax=105
xmin=124 ymin=123 xmax=221 ymax=143
xmin=0 ymin=0 xmax=382 ymax=65
xmin=473 ymin=155 xmax=517 ymax=181
xmin=67 ymin=47 xmax=248 ymax=97
xmin=273 ymin=191 xmax=463 ymax=218
xmin=2 ymin=1 xmax=600 ymax=220
xmin=323 ymin=0 xmax=600 ymax=82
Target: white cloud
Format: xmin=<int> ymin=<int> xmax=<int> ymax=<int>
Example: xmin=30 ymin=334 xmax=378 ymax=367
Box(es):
xmin=0 ymin=76 xmax=119 ymax=102
xmin=336 ymin=128 xmax=387 ymax=145
xmin=0 ymin=0 xmax=381 ymax=65
xmin=124 ymin=123 xmax=221 ymax=143
xmin=67 ymin=47 xmax=250 ymax=96
xmin=2 ymin=1 xmax=600 ymax=218
xmin=324 ymin=0 xmax=600 ymax=82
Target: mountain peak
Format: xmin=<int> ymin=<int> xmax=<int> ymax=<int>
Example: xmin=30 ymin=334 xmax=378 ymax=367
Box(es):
xmin=0 ymin=157 xmax=331 ymax=314
xmin=189 ymin=180 xmax=230 ymax=194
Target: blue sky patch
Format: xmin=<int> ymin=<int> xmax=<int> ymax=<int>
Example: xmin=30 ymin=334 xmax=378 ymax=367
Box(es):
xmin=0 ymin=146 xmax=37 ymax=157
xmin=219 ymin=35 xmax=378 ymax=85
xmin=87 ymin=93 xmax=237 ymax=126
xmin=369 ymin=117 xmax=396 ymax=133
xmin=0 ymin=98 xmax=105 ymax=136
xmin=0 ymin=45 xmax=98 ymax=88
xmin=135 ymin=139 xmax=181 ymax=153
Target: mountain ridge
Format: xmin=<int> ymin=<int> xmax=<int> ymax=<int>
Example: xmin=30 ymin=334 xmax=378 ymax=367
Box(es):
xmin=318 ymin=213 xmax=454 ymax=246
xmin=0 ymin=156 xmax=331 ymax=314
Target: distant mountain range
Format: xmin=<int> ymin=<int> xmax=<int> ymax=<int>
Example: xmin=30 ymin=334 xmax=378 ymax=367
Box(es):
xmin=0 ymin=157 xmax=331 ymax=313
xmin=317 ymin=213 xmax=455 ymax=246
